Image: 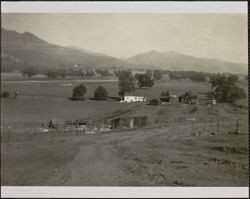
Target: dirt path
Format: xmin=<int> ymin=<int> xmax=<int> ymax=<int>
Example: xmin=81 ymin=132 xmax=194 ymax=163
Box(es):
xmin=65 ymin=140 xmax=130 ymax=185
xmin=2 ymin=124 xmax=248 ymax=186
xmin=63 ymin=127 xmax=189 ymax=185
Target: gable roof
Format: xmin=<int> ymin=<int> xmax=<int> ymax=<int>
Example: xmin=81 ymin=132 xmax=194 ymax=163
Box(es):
xmin=125 ymin=87 xmax=152 ymax=97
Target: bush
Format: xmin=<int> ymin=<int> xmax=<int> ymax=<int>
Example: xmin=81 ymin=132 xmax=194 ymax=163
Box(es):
xmin=1 ymin=91 xmax=10 ymax=98
xmin=94 ymin=86 xmax=108 ymax=100
xmin=72 ymin=83 xmax=87 ymax=100
xmin=149 ymin=99 xmax=160 ymax=106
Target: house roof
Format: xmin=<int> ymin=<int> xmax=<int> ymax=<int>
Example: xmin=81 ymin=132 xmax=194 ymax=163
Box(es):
xmin=125 ymin=88 xmax=152 ymax=97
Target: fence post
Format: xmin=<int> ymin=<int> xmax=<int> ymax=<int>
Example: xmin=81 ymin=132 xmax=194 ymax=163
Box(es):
xmin=204 ymin=119 xmax=207 ymax=134
xmin=192 ymin=120 xmax=195 ymax=134
xmin=217 ymin=121 xmax=220 ymax=134
xmin=236 ymin=119 xmax=239 ymax=133
xmin=7 ymin=126 xmax=10 ymax=148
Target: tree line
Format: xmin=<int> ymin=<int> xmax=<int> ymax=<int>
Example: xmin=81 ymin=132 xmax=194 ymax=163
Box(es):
xmin=21 ymin=67 xmax=114 ymax=79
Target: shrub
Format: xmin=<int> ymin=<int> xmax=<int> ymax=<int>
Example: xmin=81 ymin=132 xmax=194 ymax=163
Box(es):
xmin=94 ymin=86 xmax=108 ymax=100
xmin=149 ymin=99 xmax=160 ymax=106
xmin=48 ymin=120 xmax=55 ymax=129
xmin=1 ymin=91 xmax=10 ymax=98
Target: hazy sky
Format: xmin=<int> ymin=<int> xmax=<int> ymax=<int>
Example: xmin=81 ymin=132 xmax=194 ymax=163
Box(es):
xmin=1 ymin=13 xmax=248 ymax=63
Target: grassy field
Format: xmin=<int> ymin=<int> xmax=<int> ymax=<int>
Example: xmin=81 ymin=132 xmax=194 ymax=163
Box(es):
xmin=1 ymin=77 xmax=248 ymax=131
xmin=1 ymin=78 xmax=215 ymax=131
xmin=1 ymin=75 xmax=248 ymax=186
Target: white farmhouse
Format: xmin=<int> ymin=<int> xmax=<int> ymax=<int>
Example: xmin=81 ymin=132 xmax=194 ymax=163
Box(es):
xmin=120 ymin=88 xmax=150 ymax=103
xmin=123 ymin=96 xmax=147 ymax=103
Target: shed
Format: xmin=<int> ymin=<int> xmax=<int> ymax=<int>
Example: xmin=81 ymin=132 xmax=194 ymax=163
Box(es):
xmin=169 ymin=95 xmax=178 ymax=104
xmin=110 ymin=113 xmax=148 ymax=129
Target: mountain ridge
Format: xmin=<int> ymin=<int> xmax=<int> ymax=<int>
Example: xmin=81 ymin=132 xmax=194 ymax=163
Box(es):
xmin=126 ymin=50 xmax=247 ymax=74
xmin=1 ymin=28 xmax=247 ymax=74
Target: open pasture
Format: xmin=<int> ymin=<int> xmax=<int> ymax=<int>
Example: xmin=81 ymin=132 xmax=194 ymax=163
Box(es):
xmin=1 ymin=78 xmax=248 ymax=133
xmin=1 ymin=78 xmax=212 ymax=99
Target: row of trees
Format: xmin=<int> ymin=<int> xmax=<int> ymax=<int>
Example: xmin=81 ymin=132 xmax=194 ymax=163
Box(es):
xmin=21 ymin=67 xmax=114 ymax=79
xmin=19 ymin=66 xmax=245 ymax=84
xmin=117 ymin=70 xmax=156 ymax=98
xmin=72 ymin=84 xmax=108 ymax=101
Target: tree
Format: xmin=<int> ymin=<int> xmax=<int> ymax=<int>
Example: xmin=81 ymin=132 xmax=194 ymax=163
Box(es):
xmin=146 ymin=70 xmax=153 ymax=77
xmin=160 ymin=90 xmax=170 ymax=102
xmin=46 ymin=70 xmax=57 ymax=79
xmin=94 ymin=86 xmax=108 ymax=100
xmin=1 ymin=91 xmax=10 ymax=98
xmin=118 ymin=70 xmax=136 ymax=97
xmin=95 ymin=69 xmax=112 ymax=77
xmin=22 ymin=67 xmax=37 ymax=77
xmin=56 ymin=69 xmax=67 ymax=78
xmin=153 ymin=70 xmax=163 ymax=80
xmin=189 ymin=72 xmax=206 ymax=81
xmin=135 ymin=73 xmax=154 ymax=87
xmin=228 ymin=74 xmax=239 ymax=83
xmin=72 ymin=83 xmax=87 ymax=100
xmin=85 ymin=70 xmax=95 ymax=77
xmin=210 ymin=75 xmax=246 ymax=103
xmin=181 ymin=91 xmax=194 ymax=104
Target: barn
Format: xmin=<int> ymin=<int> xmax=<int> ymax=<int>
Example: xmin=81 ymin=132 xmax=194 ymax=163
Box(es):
xmin=109 ymin=113 xmax=148 ymax=129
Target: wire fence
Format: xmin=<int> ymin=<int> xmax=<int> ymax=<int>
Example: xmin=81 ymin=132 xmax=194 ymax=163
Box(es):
xmin=154 ymin=117 xmax=248 ymax=138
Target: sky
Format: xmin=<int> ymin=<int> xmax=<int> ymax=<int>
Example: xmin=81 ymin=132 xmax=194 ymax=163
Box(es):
xmin=1 ymin=13 xmax=248 ymax=63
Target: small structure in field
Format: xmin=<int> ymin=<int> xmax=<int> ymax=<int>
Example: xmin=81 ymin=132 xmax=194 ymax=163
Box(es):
xmin=169 ymin=95 xmax=178 ymax=104
xmin=109 ymin=113 xmax=148 ymax=129
xmin=211 ymin=99 xmax=217 ymax=105
xmin=64 ymin=119 xmax=87 ymax=131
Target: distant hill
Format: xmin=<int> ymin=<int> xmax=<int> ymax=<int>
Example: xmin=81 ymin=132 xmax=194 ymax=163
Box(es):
xmin=1 ymin=28 xmax=247 ymax=74
xmin=1 ymin=28 xmax=133 ymax=70
xmin=67 ymin=45 xmax=106 ymax=57
xmin=127 ymin=50 xmax=247 ymax=74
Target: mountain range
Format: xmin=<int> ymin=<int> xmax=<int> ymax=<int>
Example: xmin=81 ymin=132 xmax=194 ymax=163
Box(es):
xmin=1 ymin=28 xmax=247 ymax=74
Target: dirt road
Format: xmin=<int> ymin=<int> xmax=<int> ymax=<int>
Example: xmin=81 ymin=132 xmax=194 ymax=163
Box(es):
xmin=1 ymin=126 xmax=249 ymax=186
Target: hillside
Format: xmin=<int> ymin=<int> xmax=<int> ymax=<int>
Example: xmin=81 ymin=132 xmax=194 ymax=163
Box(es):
xmin=1 ymin=28 xmax=247 ymax=74
xmin=1 ymin=28 xmax=133 ymax=70
xmin=127 ymin=50 xmax=247 ymax=74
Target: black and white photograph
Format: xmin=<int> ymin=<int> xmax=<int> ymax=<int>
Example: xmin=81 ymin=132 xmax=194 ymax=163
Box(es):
xmin=1 ymin=1 xmax=248 ymax=198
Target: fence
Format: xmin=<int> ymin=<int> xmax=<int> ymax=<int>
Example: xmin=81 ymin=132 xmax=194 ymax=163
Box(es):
xmin=154 ymin=117 xmax=248 ymax=138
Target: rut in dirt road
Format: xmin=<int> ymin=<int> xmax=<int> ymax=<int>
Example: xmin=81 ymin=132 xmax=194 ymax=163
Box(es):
xmin=64 ymin=141 xmax=131 ymax=186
